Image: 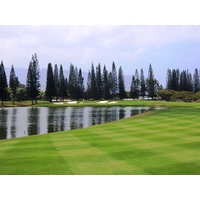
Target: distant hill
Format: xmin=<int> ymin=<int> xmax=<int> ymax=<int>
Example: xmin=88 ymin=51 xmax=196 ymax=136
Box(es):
xmin=5 ymin=67 xmax=132 ymax=91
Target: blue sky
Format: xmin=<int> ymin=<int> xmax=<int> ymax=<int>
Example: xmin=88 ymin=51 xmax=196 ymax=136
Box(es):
xmin=1 ymin=25 xmax=200 ymax=87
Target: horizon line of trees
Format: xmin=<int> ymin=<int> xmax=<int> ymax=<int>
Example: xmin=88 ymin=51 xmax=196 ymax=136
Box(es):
xmin=166 ymin=68 xmax=200 ymax=93
xmin=44 ymin=62 xmax=162 ymax=102
xmin=2 ymin=53 xmax=200 ymax=105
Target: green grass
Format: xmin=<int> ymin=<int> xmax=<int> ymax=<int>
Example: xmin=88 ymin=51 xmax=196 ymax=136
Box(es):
xmin=2 ymin=99 xmax=200 ymax=108
xmin=1 ymin=101 xmax=200 ymax=174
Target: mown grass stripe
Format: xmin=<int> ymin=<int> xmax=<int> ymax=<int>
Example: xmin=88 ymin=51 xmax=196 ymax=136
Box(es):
xmin=0 ymin=134 xmax=73 ymax=174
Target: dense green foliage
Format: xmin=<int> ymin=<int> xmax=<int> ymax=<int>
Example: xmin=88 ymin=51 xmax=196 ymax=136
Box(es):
xmin=158 ymin=89 xmax=200 ymax=102
xmin=1 ymin=102 xmax=200 ymax=174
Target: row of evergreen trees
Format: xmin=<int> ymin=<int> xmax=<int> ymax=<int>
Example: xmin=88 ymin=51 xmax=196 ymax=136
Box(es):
xmin=0 ymin=55 xmax=160 ymax=105
xmin=2 ymin=53 xmax=200 ymax=105
xmin=166 ymin=68 xmax=200 ymax=92
xmin=45 ymin=62 xmax=161 ymax=101
xmin=0 ymin=54 xmax=40 ymax=105
xmin=45 ymin=63 xmax=86 ymax=101
xmin=45 ymin=62 xmax=127 ymax=101
xmin=130 ymin=64 xmax=161 ymax=99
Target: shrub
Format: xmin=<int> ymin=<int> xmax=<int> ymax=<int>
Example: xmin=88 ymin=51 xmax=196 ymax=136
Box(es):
xmin=158 ymin=89 xmax=176 ymax=101
xmin=170 ymin=91 xmax=194 ymax=102
xmin=194 ymin=92 xmax=200 ymax=101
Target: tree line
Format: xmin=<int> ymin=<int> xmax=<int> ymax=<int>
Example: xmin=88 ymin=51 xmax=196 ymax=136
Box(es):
xmin=0 ymin=54 xmax=40 ymax=106
xmin=158 ymin=68 xmax=200 ymax=102
xmin=166 ymin=68 xmax=200 ymax=92
xmin=42 ymin=62 xmax=161 ymax=102
xmin=1 ymin=53 xmax=200 ymax=105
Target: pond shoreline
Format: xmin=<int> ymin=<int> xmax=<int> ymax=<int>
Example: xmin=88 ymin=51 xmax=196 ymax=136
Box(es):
xmin=1 ymin=99 xmax=196 ymax=108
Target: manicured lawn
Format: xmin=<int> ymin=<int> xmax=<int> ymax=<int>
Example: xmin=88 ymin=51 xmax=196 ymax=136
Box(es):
xmin=0 ymin=102 xmax=200 ymax=174
xmin=1 ymin=99 xmax=199 ymax=108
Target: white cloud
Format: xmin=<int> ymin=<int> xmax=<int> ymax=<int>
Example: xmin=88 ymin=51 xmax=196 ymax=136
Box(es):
xmin=1 ymin=25 xmax=200 ymax=73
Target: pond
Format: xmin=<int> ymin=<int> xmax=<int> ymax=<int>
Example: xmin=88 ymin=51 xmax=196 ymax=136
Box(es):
xmin=0 ymin=106 xmax=159 ymax=140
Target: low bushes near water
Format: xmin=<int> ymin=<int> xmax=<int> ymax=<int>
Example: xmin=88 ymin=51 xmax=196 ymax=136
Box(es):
xmin=158 ymin=89 xmax=200 ymax=102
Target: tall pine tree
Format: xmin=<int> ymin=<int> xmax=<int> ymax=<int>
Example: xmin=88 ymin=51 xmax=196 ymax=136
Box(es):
xmin=9 ymin=65 xmax=19 ymax=104
xmin=110 ymin=62 xmax=118 ymax=100
xmin=180 ymin=70 xmax=187 ymax=91
xmin=68 ymin=64 xmax=78 ymax=100
xmin=26 ymin=62 xmax=35 ymax=104
xmin=0 ymin=61 xmax=8 ymax=106
xmin=102 ymin=65 xmax=110 ymax=100
xmin=146 ymin=64 xmax=156 ymax=99
xmin=130 ymin=75 xmax=137 ymax=99
xmin=130 ymin=69 xmax=140 ymax=99
xmin=171 ymin=69 xmax=179 ymax=91
xmin=59 ymin=65 xmax=67 ymax=100
xmin=118 ymin=66 xmax=126 ymax=100
xmin=140 ymin=68 xmax=146 ymax=99
xmin=90 ymin=63 xmax=96 ymax=100
xmin=77 ymin=68 xmax=84 ymax=99
xmin=166 ymin=68 xmax=172 ymax=89
xmin=96 ymin=63 xmax=102 ymax=100
xmin=26 ymin=53 xmax=40 ymax=105
xmin=54 ymin=64 xmax=59 ymax=100
xmin=45 ymin=63 xmax=55 ymax=102
xmin=86 ymin=70 xmax=92 ymax=99
xmin=134 ymin=69 xmax=140 ymax=99
xmin=187 ymin=70 xmax=193 ymax=92
xmin=193 ymin=68 xmax=200 ymax=92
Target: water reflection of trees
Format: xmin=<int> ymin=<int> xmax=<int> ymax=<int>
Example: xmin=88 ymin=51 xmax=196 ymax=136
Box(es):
xmin=90 ymin=107 xmax=105 ymax=126
xmin=0 ymin=106 xmax=155 ymax=140
xmin=70 ymin=108 xmax=84 ymax=130
xmin=59 ymin=108 xmax=65 ymax=131
xmin=131 ymin=109 xmax=141 ymax=116
xmin=109 ymin=107 xmax=118 ymax=123
xmin=0 ymin=109 xmax=8 ymax=139
xmin=28 ymin=107 xmax=40 ymax=136
xmin=47 ymin=108 xmax=66 ymax=132
xmin=47 ymin=108 xmax=54 ymax=133
xmin=10 ymin=108 xmax=17 ymax=138
xmin=119 ymin=108 xmax=125 ymax=119
xmin=53 ymin=109 xmax=60 ymax=132
xmin=90 ymin=107 xmax=120 ymax=126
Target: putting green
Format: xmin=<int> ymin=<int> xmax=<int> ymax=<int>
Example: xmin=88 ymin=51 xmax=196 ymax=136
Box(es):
xmin=0 ymin=106 xmax=200 ymax=174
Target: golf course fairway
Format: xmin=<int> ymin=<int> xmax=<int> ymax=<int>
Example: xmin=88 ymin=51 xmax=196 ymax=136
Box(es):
xmin=0 ymin=102 xmax=200 ymax=174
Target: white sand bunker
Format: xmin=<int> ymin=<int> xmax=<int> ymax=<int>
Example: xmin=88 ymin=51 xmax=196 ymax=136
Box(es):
xmin=98 ymin=101 xmax=108 ymax=104
xmin=108 ymin=101 xmax=117 ymax=104
xmin=67 ymin=101 xmax=77 ymax=104
xmin=53 ymin=102 xmax=64 ymax=104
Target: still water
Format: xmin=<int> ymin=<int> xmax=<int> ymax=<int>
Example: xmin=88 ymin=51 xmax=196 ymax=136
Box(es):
xmin=0 ymin=106 xmax=156 ymax=140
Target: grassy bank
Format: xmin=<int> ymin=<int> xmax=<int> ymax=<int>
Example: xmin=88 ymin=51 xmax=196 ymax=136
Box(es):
xmin=2 ymin=99 xmax=200 ymax=108
xmin=0 ymin=101 xmax=200 ymax=174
